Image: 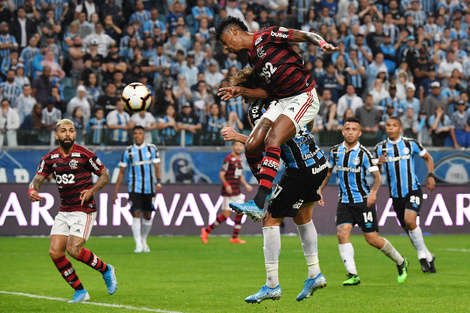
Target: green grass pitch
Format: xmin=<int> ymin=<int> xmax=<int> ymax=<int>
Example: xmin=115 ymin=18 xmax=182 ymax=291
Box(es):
xmin=1 ymin=234 xmax=469 ymax=313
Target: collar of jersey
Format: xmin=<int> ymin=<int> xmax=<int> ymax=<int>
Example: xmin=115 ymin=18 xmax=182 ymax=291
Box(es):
xmin=133 ymin=143 xmax=146 ymax=149
xmin=387 ymin=136 xmax=402 ymax=145
xmin=341 ymin=141 xmax=360 ymax=151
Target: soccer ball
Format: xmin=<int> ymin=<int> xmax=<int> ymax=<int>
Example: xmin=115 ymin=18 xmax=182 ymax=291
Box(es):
xmin=121 ymin=82 xmax=152 ymax=112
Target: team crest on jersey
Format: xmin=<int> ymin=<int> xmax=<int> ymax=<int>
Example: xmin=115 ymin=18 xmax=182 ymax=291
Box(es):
xmin=255 ymin=36 xmax=263 ymax=46
xmin=69 ymin=159 xmax=78 ymax=169
xmin=279 ymin=27 xmax=288 ymax=32
xmin=257 ymin=47 xmax=266 ymax=58
xmin=72 ymin=152 xmax=81 ymax=158
xmin=231 ymin=157 xmax=236 ymax=161
xmin=146 ymin=152 xmax=151 ymax=158
xmin=352 ymin=157 xmax=361 ymax=165
xmin=51 ymin=154 xmax=59 ymax=159
xmin=402 ymin=147 xmax=410 ymax=155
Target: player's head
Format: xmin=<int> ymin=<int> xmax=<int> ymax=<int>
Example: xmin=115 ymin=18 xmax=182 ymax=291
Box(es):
xmin=230 ymin=67 xmax=265 ymax=102
xmin=385 ymin=116 xmax=402 ymax=140
xmin=133 ymin=125 xmax=146 ymax=145
xmin=232 ymin=141 xmax=244 ymax=156
xmin=342 ymin=117 xmax=362 ymax=145
xmin=55 ymin=119 xmax=76 ymax=149
xmin=214 ymin=17 xmax=249 ymax=53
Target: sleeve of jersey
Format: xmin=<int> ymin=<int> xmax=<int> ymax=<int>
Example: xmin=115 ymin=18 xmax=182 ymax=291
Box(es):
xmin=152 ymin=147 xmax=161 ymax=164
xmin=371 ymin=145 xmax=381 ymax=165
xmin=87 ymin=154 xmax=105 ymax=175
xmin=412 ymin=140 xmax=427 ymax=157
xmin=364 ymin=152 xmax=379 ymax=173
xmin=327 ymin=150 xmax=335 ymax=168
xmin=221 ymin=156 xmax=229 ymax=171
xmin=118 ymin=150 xmax=129 ymax=168
xmin=268 ymin=26 xmax=294 ymax=43
xmin=36 ymin=157 xmax=51 ymax=177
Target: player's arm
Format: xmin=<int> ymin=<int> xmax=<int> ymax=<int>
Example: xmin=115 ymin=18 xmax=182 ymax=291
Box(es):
xmin=240 ymin=174 xmax=253 ymax=192
xmin=318 ymin=167 xmax=333 ymax=207
xmin=221 ymin=127 xmax=248 ymax=143
xmin=154 ymin=162 xmax=162 ymax=192
xmin=28 ymin=174 xmax=46 ymax=202
xmin=422 ymin=152 xmax=435 ymax=192
xmin=217 ymin=86 xmax=269 ymax=101
xmin=367 ymin=170 xmax=381 ymax=208
xmin=290 ymin=30 xmax=338 ymax=53
xmin=219 ymin=167 xmax=232 ymax=195
xmin=80 ymin=167 xmax=110 ymax=206
xmin=113 ymin=166 xmax=126 ymax=203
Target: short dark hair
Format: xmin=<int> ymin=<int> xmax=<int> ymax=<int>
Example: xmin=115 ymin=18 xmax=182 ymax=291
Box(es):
xmin=387 ymin=115 xmax=402 ymax=126
xmin=214 ymin=17 xmax=248 ymax=42
xmin=133 ymin=125 xmax=145 ymax=132
xmin=344 ymin=117 xmax=361 ymax=125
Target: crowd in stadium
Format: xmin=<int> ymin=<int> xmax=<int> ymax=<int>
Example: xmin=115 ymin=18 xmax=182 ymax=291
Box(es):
xmin=0 ymin=0 xmax=470 ymax=148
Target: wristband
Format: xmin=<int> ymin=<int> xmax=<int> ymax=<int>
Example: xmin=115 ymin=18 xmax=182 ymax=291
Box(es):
xmin=224 ymin=182 xmax=230 ymax=188
xmin=28 ymin=188 xmax=35 ymax=196
xmin=428 ymin=173 xmax=435 ymax=179
xmin=156 ymin=178 xmax=161 ymax=184
xmin=319 ymin=41 xmax=328 ymax=48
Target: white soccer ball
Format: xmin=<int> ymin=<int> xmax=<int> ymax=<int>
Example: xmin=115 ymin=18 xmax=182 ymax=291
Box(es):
xmin=121 ymin=82 xmax=152 ymax=112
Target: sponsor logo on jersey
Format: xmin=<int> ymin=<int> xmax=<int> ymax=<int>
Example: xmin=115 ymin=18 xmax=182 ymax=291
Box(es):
xmin=38 ymin=160 xmax=45 ymax=172
xmin=336 ymin=165 xmax=361 ymax=173
xmin=292 ymin=199 xmax=303 ymax=210
xmin=387 ymin=154 xmax=411 ymax=162
xmin=133 ymin=160 xmax=152 ymax=166
xmin=271 ymin=31 xmax=288 ymax=38
xmin=69 ymin=159 xmax=78 ymax=169
xmin=72 ymin=152 xmax=81 ymax=158
xmin=51 ymin=154 xmax=59 ymax=159
xmin=279 ymin=27 xmax=289 ymax=32
xmin=257 ymin=47 xmax=266 ymax=58
xmin=96 ymin=158 xmax=102 ymax=166
xmin=255 ymin=36 xmax=263 ymax=46
xmin=312 ymin=163 xmax=328 ymax=174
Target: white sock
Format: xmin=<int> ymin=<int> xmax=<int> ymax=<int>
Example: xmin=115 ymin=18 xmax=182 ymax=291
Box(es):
xmin=263 ymin=226 xmax=281 ymax=288
xmin=131 ymin=217 xmax=142 ymax=248
xmin=408 ymin=226 xmax=433 ymax=261
xmin=141 ymin=218 xmax=153 ymax=246
xmin=296 ymin=220 xmax=321 ymax=278
xmin=380 ymin=238 xmax=404 ymax=265
xmin=339 ymin=243 xmax=357 ymax=275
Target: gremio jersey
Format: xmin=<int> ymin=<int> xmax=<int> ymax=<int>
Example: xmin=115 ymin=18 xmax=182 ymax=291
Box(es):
xmin=328 ymin=142 xmax=379 ymax=204
xmin=119 ymin=143 xmax=161 ymax=194
xmin=35 ymin=144 xmax=105 ymax=213
xmin=374 ymin=137 xmax=426 ymax=198
xmin=281 ymin=128 xmax=325 ymax=170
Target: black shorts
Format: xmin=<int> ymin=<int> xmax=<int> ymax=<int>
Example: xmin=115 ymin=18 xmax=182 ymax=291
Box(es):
xmin=129 ymin=193 xmax=155 ymax=213
xmin=392 ymin=187 xmax=423 ymax=228
xmin=336 ymin=202 xmax=379 ymax=233
xmin=268 ymin=161 xmax=328 ymax=219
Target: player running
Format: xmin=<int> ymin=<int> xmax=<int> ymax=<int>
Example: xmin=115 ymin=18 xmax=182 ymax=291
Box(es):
xmin=374 ymin=116 xmax=436 ymax=273
xmin=319 ymin=117 xmax=408 ymax=286
xmin=28 ymin=119 xmax=117 ymax=303
xmin=214 ymin=17 xmax=337 ymax=218
xmin=201 ymin=141 xmax=253 ymax=244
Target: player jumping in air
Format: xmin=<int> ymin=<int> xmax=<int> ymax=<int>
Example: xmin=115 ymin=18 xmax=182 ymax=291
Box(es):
xmin=214 ymin=17 xmax=337 ymax=219
xmin=28 ymin=119 xmax=117 ymax=303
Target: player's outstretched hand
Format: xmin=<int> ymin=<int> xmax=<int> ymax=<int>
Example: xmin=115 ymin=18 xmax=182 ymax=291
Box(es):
xmin=321 ymin=43 xmax=338 ymax=53
xmin=80 ymin=188 xmax=94 ymax=206
xmin=217 ymin=86 xmax=242 ymax=100
xmin=221 ymin=127 xmax=237 ymax=141
xmin=29 ymin=189 xmax=43 ymax=202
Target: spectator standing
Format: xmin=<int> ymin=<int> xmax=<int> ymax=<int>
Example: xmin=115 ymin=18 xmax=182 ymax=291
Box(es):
xmin=399 ymin=83 xmax=421 ymax=119
xmin=67 ymin=85 xmax=91 ymax=127
xmin=355 ymin=94 xmax=381 ymax=145
xmin=176 ymin=102 xmax=202 ymax=146
xmin=0 ymin=69 xmax=22 ymax=105
xmin=428 ymin=104 xmax=451 ymax=146
xmin=0 ymin=98 xmax=20 ymax=147
xmin=203 ymin=103 xmax=226 ymax=146
xmin=87 ymin=107 xmax=108 ymax=145
xmin=14 ymin=84 xmax=36 ymax=123
xmin=423 ymin=81 xmax=448 ymax=121
xmin=42 ymin=97 xmax=62 ymax=145
xmin=448 ymin=100 xmax=470 ymax=149
xmin=0 ymin=22 xmax=18 ymax=62
xmin=106 ymin=100 xmax=133 ymax=146
xmin=131 ymin=110 xmax=158 ymax=144
xmin=337 ymin=85 xmax=364 ymax=118
xmin=19 ymin=36 xmax=40 ymax=78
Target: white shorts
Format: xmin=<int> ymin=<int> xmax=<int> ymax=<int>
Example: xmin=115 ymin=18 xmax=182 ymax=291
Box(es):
xmin=223 ymin=194 xmax=244 ymax=211
xmin=263 ymin=88 xmax=320 ymax=133
xmin=50 ymin=211 xmax=97 ymax=240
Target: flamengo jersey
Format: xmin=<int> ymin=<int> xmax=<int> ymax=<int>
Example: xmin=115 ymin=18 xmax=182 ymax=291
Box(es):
xmin=281 ymin=127 xmax=325 ymax=170
xmin=118 ymin=143 xmax=161 ymax=194
xmin=248 ymin=26 xmax=315 ymax=99
xmin=374 ymin=137 xmax=426 ymax=198
xmin=221 ymin=153 xmax=243 ymax=197
xmin=328 ymin=142 xmax=379 ymax=204
xmin=36 ymin=144 xmax=105 ymax=213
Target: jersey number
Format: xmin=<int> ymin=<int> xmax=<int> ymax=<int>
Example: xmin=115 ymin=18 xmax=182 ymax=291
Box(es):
xmin=55 ymin=173 xmax=75 ymax=185
xmin=260 ymin=62 xmax=277 ymax=84
xmin=410 ymin=196 xmax=421 ymax=205
xmin=363 ymin=212 xmax=373 ymax=223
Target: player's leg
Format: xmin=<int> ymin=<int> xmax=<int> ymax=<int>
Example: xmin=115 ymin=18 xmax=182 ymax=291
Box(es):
xmin=230 ymin=194 xmax=246 ymax=243
xmin=201 ymin=196 xmax=231 ymax=243
xmin=129 ymin=193 xmax=143 ymax=252
xmin=141 ymin=195 xmax=155 ymax=252
xmin=49 ymin=212 xmax=89 ymax=303
xmin=245 ymin=213 xmax=283 ymax=304
xmin=244 ymin=117 xmax=271 ymax=182
xmin=66 ymin=212 xmax=117 ymax=295
xmin=336 ymin=203 xmax=360 ymax=285
xmin=293 ymin=202 xmax=327 ymax=301
xmin=402 ymin=190 xmax=435 ymax=273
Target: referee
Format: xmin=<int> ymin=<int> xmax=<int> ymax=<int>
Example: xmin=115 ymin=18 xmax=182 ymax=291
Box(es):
xmin=113 ymin=126 xmax=162 ymax=253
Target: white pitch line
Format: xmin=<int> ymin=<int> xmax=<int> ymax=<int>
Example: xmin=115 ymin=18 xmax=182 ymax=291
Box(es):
xmin=440 ymin=248 xmax=470 ymax=253
xmin=0 ymin=291 xmax=184 ymax=313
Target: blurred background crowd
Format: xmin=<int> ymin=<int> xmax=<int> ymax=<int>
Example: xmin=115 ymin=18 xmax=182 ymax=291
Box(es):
xmin=0 ymin=0 xmax=470 ymax=149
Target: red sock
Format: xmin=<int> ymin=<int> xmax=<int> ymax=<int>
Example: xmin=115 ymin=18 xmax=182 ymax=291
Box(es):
xmin=232 ymin=213 xmax=243 ymax=238
xmin=77 ymin=248 xmax=108 ymax=273
xmin=206 ymin=214 xmax=227 ymax=233
xmin=53 ymin=255 xmax=84 ymax=290
xmin=254 ymin=146 xmax=281 ymax=208
xmin=245 ymin=152 xmax=263 ymax=183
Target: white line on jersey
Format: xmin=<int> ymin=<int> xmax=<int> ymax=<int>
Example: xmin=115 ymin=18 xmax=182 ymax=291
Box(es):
xmin=0 ymin=291 xmax=184 ymax=313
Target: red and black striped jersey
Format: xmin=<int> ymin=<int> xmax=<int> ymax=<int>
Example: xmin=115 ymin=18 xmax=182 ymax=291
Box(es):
xmin=248 ymin=26 xmax=315 ymax=99
xmin=36 ymin=144 xmax=105 ymax=213
xmin=220 ymin=153 xmax=243 ymax=197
